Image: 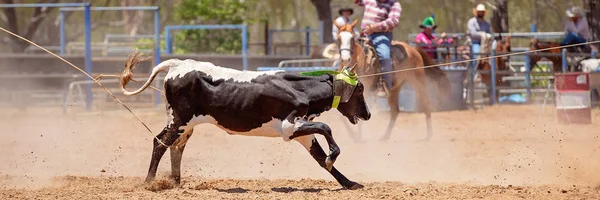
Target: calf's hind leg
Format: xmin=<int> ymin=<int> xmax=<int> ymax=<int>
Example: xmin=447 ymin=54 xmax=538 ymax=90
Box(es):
xmin=145 ymin=125 xmax=183 ymax=183
xmin=170 ymin=128 xmax=194 ymax=185
xmin=293 ymin=135 xmax=363 ymax=190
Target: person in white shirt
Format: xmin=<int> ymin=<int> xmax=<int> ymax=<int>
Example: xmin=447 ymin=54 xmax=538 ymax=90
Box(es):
xmin=560 ymin=6 xmax=590 ymax=51
xmin=332 ymin=7 xmax=359 ymax=41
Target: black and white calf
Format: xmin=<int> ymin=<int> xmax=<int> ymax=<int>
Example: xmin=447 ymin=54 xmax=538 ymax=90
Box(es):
xmin=119 ymin=52 xmax=371 ymax=189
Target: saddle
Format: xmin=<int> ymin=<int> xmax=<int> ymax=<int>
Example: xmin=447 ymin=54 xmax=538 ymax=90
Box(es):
xmin=358 ymin=37 xmax=380 ymax=73
xmin=358 ymin=37 xmax=389 ymax=96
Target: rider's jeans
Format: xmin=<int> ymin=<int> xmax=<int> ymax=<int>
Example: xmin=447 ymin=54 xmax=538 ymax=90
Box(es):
xmin=561 ymin=32 xmax=587 ymax=45
xmin=368 ymin=32 xmax=393 ymax=89
xmin=470 ymin=43 xmax=481 ymax=69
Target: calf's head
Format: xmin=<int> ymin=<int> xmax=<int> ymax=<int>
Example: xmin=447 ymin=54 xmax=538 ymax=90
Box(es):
xmin=332 ymin=66 xmax=371 ymax=124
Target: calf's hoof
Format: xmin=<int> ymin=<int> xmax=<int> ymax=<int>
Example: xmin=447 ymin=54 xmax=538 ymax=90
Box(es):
xmin=344 ymin=181 xmax=364 ymax=190
xmin=144 ymin=176 xmax=155 ymax=183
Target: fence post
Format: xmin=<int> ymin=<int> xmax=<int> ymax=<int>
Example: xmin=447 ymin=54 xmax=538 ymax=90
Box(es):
xmin=305 ymin=26 xmax=310 ymax=56
xmin=452 ymin=46 xmax=457 ymax=67
xmin=165 ymin=27 xmax=172 ymax=54
xmin=490 ymin=50 xmax=497 ymax=105
xmin=84 ymin=3 xmax=93 ymax=110
xmin=242 ymin=24 xmax=248 ymax=71
xmin=319 ymin=20 xmax=324 ymax=45
xmin=524 ymin=53 xmax=531 ymax=102
xmin=561 ymin=48 xmax=568 ymax=73
xmin=60 ymin=11 xmax=66 ymax=55
xmin=468 ymin=47 xmax=475 ymax=107
xmin=264 ymin=20 xmax=269 ymax=55
xmin=153 ymin=9 xmax=161 ymax=106
xmin=267 ymin=30 xmax=272 ymax=55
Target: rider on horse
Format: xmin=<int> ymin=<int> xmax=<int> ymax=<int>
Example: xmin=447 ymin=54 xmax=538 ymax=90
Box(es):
xmin=332 ymin=7 xmax=360 ymax=43
xmin=561 ymin=6 xmax=591 ymax=53
xmin=354 ymin=0 xmax=402 ymax=97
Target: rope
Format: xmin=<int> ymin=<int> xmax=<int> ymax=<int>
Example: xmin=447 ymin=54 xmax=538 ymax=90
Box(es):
xmin=358 ymin=40 xmax=600 ymax=78
xmin=0 ymin=26 xmax=170 ymax=148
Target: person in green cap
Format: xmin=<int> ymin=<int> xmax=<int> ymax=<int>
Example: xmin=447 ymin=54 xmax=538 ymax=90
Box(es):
xmin=414 ymin=16 xmax=454 ymax=60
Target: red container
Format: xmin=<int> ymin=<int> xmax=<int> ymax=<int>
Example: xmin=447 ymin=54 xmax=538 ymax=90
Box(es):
xmin=555 ymin=72 xmax=590 ymax=91
xmin=557 ymin=107 xmax=592 ymax=124
xmin=554 ymin=72 xmax=592 ymax=124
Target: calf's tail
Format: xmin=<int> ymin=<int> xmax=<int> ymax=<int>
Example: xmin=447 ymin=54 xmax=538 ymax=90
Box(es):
xmin=120 ymin=50 xmax=174 ymax=96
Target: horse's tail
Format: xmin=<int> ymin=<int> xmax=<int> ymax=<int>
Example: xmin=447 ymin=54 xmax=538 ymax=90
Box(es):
xmin=416 ymin=47 xmax=451 ymax=98
xmin=120 ymin=50 xmax=173 ymax=96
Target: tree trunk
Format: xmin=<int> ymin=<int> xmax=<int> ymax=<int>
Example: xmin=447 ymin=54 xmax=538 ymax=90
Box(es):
xmin=122 ymin=0 xmax=143 ymax=36
xmin=583 ymin=0 xmax=600 ymax=48
xmin=1 ymin=0 xmax=59 ymax=52
xmin=491 ymin=0 xmax=509 ymax=33
xmin=310 ymin=0 xmax=333 ymax=43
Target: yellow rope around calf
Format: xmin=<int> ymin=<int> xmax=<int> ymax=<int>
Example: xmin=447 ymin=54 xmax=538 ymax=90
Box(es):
xmin=359 ymin=40 xmax=600 ymax=78
xmin=0 ymin=26 xmax=169 ymax=148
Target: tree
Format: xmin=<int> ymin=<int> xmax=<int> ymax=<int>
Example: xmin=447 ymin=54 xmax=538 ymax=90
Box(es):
xmin=310 ymin=0 xmax=333 ymax=44
xmin=490 ymin=0 xmax=509 ymax=33
xmin=583 ymin=0 xmax=600 ymax=48
xmin=122 ymin=0 xmax=145 ymax=36
xmin=1 ymin=0 xmax=59 ymax=52
xmin=173 ymin=0 xmax=250 ymax=54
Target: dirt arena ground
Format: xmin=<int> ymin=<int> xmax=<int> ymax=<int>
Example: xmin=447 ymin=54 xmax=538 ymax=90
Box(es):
xmin=1 ymin=105 xmax=600 ymax=199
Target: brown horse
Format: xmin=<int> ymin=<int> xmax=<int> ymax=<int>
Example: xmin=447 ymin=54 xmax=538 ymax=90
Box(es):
xmin=333 ymin=19 xmax=450 ymax=141
xmin=477 ymin=35 xmax=512 ymax=99
xmin=529 ymin=39 xmax=564 ymax=72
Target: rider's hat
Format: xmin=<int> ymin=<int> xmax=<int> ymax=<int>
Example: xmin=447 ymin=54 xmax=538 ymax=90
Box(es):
xmin=338 ymin=7 xmax=354 ymax=15
xmin=472 ymin=4 xmax=486 ymax=16
xmin=566 ymin=6 xmax=584 ymax=18
xmin=419 ymin=17 xmax=437 ymax=29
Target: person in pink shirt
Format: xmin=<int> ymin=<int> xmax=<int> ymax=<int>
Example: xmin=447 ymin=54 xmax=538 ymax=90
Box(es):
xmin=414 ymin=17 xmax=454 ymax=61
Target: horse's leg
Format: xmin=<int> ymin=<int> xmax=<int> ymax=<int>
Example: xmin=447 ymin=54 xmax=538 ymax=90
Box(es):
xmin=380 ymin=79 xmax=403 ymax=141
xmin=409 ymin=70 xmax=433 ymax=141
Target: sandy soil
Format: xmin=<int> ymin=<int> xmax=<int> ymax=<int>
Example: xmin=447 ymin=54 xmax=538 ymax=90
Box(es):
xmin=1 ymin=105 xmax=600 ymax=199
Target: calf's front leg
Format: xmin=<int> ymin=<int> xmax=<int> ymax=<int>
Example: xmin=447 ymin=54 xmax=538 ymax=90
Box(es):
xmin=288 ymin=121 xmax=340 ymax=170
xmin=293 ymin=135 xmax=363 ymax=190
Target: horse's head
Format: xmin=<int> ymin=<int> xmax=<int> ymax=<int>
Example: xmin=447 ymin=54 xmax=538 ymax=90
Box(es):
xmin=495 ymin=35 xmax=511 ymax=70
xmin=529 ymin=38 xmax=540 ymax=50
xmin=334 ymin=19 xmax=359 ymax=68
xmin=496 ymin=35 xmax=511 ymax=52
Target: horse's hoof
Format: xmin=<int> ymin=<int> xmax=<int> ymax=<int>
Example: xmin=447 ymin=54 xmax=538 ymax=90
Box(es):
xmin=379 ymin=136 xmax=390 ymax=141
xmin=345 ymin=181 xmax=365 ymax=190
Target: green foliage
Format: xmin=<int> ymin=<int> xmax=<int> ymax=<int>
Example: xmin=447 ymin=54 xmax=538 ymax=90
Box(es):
xmin=173 ymin=0 xmax=251 ymax=54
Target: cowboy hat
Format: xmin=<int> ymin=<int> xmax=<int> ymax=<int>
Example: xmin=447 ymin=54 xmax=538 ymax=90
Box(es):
xmin=419 ymin=17 xmax=437 ymax=29
xmin=338 ymin=7 xmax=353 ymax=15
xmin=472 ymin=4 xmax=487 ymax=15
xmin=566 ymin=6 xmax=583 ymax=18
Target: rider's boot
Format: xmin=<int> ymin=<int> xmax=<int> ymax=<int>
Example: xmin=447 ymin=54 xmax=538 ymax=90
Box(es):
xmin=377 ymin=77 xmax=389 ymax=97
